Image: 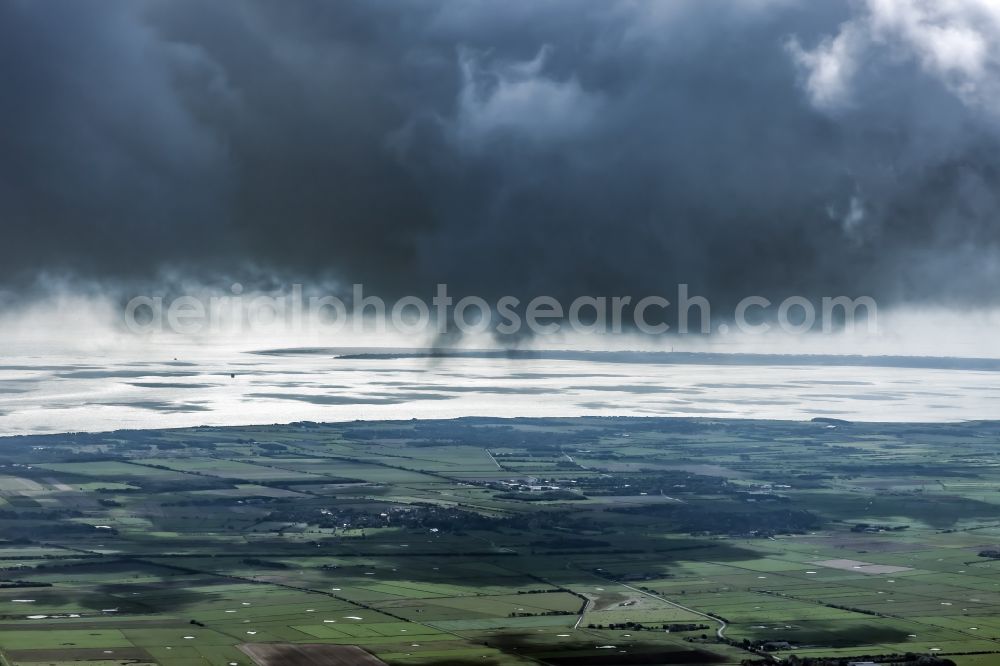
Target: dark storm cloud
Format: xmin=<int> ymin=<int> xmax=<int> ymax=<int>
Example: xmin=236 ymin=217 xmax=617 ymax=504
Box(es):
xmin=2 ymin=0 xmax=1000 ymax=312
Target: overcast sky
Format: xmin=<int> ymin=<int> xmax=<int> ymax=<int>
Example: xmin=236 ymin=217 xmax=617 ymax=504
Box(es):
xmin=2 ymin=0 xmax=1000 ymax=319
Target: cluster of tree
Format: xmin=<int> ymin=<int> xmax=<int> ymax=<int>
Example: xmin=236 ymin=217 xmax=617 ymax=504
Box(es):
xmin=161 ymin=495 xmax=293 ymax=507
xmin=341 ymin=422 xmax=603 ymax=451
xmin=607 ymin=504 xmax=822 ymax=537
xmin=529 ymin=537 xmax=611 ymax=549
xmin=508 ymin=610 xmax=574 ymax=617
xmin=152 ymin=441 xmax=186 ymax=450
xmin=2 ymin=520 xmax=102 ymax=540
xmin=852 ymin=523 xmax=909 ymax=533
xmin=590 ymin=569 xmax=663 ymax=582
xmin=264 ymin=504 xmax=507 ymax=532
xmin=113 ymin=439 xmax=223 ymax=452
xmin=586 ymin=622 xmax=709 ymax=632
xmin=273 ymin=503 xmax=603 ymax=537
xmin=833 ymin=463 xmax=970 ymax=478
xmin=0 ymin=580 xmax=52 ymax=588
xmin=241 ymin=558 xmax=289 ymax=569
xmin=568 ymin=471 xmax=729 ymax=497
xmin=0 ymin=509 xmax=83 ymax=520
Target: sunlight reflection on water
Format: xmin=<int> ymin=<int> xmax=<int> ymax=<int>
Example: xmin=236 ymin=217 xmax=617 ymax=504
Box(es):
xmin=0 ymin=346 xmax=997 ymax=434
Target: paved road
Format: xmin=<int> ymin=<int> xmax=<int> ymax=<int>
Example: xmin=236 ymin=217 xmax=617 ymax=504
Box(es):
xmin=574 ymin=597 xmax=594 ymax=629
xmin=616 ymin=582 xmax=727 ymax=639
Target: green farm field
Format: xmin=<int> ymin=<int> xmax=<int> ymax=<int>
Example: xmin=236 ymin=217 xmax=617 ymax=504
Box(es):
xmin=0 ymin=417 xmax=997 ymax=665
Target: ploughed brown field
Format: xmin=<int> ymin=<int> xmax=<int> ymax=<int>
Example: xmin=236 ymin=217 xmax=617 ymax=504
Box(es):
xmin=238 ymin=643 xmax=388 ymax=666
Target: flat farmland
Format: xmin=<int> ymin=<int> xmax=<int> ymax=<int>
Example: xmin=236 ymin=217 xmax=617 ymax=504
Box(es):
xmin=0 ymin=417 xmax=999 ymax=665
